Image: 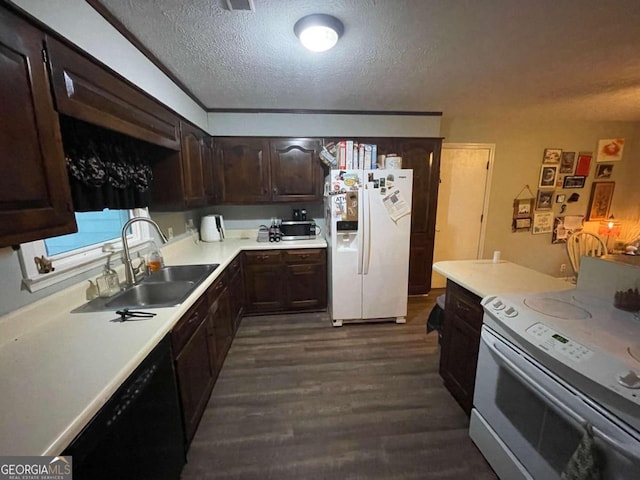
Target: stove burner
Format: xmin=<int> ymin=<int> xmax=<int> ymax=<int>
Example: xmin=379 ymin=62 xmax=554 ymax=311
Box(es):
xmin=523 ymin=297 xmax=592 ymax=320
xmin=629 ymin=345 xmax=640 ymax=364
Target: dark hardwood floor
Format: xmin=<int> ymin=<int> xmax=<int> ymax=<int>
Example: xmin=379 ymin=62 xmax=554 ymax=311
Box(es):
xmin=181 ymin=293 xmax=497 ymax=480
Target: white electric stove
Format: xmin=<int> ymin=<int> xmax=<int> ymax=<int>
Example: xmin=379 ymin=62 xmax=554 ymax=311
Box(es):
xmin=482 ymin=288 xmax=640 ymax=431
xmin=470 ymin=257 xmax=640 ymax=479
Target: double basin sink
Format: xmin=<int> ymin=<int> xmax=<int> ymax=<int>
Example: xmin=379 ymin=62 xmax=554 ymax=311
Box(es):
xmin=73 ymin=264 xmax=219 ymax=313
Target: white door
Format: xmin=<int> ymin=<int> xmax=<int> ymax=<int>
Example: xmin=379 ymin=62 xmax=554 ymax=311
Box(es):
xmin=431 ymin=144 xmax=494 ymax=288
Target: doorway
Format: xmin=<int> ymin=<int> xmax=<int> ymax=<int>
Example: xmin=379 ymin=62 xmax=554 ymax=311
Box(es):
xmin=431 ymin=143 xmax=494 ymax=288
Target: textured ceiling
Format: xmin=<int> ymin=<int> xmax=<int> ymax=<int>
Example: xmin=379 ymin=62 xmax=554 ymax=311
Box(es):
xmin=96 ymin=0 xmax=640 ymax=121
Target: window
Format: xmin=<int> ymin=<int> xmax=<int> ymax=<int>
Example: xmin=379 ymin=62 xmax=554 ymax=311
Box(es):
xmin=19 ymin=208 xmax=152 ymax=292
xmin=44 ymin=210 xmax=131 ymax=256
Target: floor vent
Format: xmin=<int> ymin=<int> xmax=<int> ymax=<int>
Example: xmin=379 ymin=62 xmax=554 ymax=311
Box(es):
xmin=225 ymin=0 xmax=255 ymax=11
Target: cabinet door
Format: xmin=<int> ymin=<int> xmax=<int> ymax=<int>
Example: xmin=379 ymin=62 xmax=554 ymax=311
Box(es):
xmin=270 ymin=138 xmax=322 ymax=202
xmin=0 ymin=8 xmax=76 ymax=247
xmin=284 ymin=263 xmax=326 ymax=310
xmin=209 ymin=289 xmax=232 ymax=372
xmin=243 ymin=251 xmax=284 ymax=313
xmin=216 ymin=138 xmax=271 ymax=203
xmin=175 ymin=317 xmax=215 ymax=444
xmin=396 ymin=138 xmax=442 ymax=295
xmin=439 ymin=280 xmax=483 ymax=416
xmin=180 ymin=122 xmax=207 ymax=208
xmin=46 ymin=37 xmax=180 ymax=150
xmin=203 ymin=136 xmax=220 ymax=204
xmin=227 ymin=256 xmax=245 ymax=333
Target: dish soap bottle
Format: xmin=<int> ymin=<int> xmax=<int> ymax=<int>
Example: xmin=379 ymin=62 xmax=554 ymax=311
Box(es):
xmin=96 ymin=264 xmax=120 ymax=297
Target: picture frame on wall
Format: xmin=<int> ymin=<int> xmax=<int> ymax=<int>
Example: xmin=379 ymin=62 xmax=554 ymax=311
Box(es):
xmin=533 ymin=212 xmax=553 ymax=235
xmin=543 ymin=148 xmax=562 ymax=164
xmin=596 ymin=138 xmax=624 ymax=162
xmin=596 ymin=164 xmax=614 ymax=178
xmin=586 ymin=181 xmax=615 ymax=221
xmin=552 ymin=217 xmax=570 ymax=244
xmin=512 ymin=197 xmax=534 ymax=232
xmin=575 ymin=152 xmax=592 ymax=176
xmin=562 ymin=176 xmax=586 ymax=189
xmin=559 ymin=151 xmax=576 ymax=173
xmin=538 ymin=165 xmax=558 ymax=188
xmin=535 ymin=190 xmax=554 ymax=210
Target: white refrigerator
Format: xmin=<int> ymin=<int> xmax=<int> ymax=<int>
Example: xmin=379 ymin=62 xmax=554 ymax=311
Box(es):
xmin=324 ymin=169 xmax=413 ymax=327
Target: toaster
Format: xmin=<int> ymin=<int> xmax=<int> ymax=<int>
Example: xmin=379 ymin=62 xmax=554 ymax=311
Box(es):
xmin=201 ymin=215 xmax=225 ymax=242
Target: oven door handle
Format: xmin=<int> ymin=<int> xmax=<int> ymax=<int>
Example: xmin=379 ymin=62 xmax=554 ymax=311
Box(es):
xmin=484 ymin=331 xmax=640 ymax=463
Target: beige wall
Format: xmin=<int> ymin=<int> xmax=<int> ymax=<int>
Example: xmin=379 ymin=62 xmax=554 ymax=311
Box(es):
xmin=440 ymin=117 xmax=640 ymax=276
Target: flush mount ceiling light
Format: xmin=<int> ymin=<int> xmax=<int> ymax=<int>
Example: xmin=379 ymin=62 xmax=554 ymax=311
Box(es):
xmin=294 ymin=14 xmax=344 ymax=52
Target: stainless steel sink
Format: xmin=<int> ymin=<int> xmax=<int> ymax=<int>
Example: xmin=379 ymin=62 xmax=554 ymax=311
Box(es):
xmin=142 ymin=264 xmax=218 ymax=284
xmin=104 ymin=281 xmax=196 ymax=309
xmin=72 ymin=264 xmax=219 ymax=313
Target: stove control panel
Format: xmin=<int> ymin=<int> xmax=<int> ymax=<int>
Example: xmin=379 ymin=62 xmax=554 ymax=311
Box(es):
xmin=526 ymin=323 xmax=594 ymax=362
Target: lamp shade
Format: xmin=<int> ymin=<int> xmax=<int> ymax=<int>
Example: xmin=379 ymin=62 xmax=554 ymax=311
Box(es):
xmin=294 ymin=14 xmax=344 ymax=52
xmin=598 ymin=217 xmax=622 ymax=237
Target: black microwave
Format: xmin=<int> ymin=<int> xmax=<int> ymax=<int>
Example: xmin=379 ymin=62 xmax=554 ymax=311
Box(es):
xmin=279 ymin=221 xmax=318 ymax=240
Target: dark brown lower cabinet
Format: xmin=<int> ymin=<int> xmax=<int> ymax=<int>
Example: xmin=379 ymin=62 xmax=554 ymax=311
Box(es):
xmin=208 ymin=275 xmax=233 ymax=372
xmin=172 ymin=296 xmax=215 ymax=445
xmin=244 ymin=249 xmax=327 ymax=315
xmin=244 ymin=251 xmax=286 ymax=314
xmin=227 ymin=254 xmax=245 ymax=333
xmin=284 ymin=249 xmax=326 ymax=310
xmin=170 ymin=247 xmax=326 ymax=450
xmin=439 ymin=280 xmax=483 ymax=416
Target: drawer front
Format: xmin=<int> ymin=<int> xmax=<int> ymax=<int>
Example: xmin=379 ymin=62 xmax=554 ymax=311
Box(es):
xmin=283 ymin=248 xmax=325 ymax=264
xmin=171 ymin=295 xmax=208 ymax=355
xmin=207 ymin=273 xmax=227 ymax=303
xmin=445 ymin=280 xmax=483 ymax=330
xmin=244 ymin=250 xmax=282 ymax=265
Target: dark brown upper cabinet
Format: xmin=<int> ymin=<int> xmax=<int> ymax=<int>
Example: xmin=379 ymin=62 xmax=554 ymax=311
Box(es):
xmin=46 ymin=36 xmax=180 ymax=151
xmin=0 ymin=7 xmax=76 ymax=247
xmin=179 ymin=121 xmax=207 ymax=208
xmin=213 ymin=137 xmax=323 ymax=204
xmin=150 ymin=121 xmax=210 ymax=210
xmin=215 ymin=138 xmax=271 ymax=204
xmin=270 ymin=139 xmax=322 ymax=202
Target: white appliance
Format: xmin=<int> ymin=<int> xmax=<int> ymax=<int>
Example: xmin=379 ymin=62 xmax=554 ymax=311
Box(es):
xmin=324 ymin=169 xmax=413 ymax=327
xmin=200 ymin=214 xmax=225 ymax=242
xmin=471 ymin=258 xmax=640 ymax=479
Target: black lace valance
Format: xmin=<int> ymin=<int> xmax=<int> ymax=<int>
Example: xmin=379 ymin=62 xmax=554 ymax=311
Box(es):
xmin=60 ymin=116 xmax=154 ymax=211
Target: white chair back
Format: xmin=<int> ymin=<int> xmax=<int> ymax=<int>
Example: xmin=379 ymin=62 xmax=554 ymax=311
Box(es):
xmin=566 ymin=232 xmax=607 ymax=277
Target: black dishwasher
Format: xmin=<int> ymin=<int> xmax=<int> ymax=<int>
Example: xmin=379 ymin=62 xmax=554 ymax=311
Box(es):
xmin=63 ymin=335 xmax=185 ymax=480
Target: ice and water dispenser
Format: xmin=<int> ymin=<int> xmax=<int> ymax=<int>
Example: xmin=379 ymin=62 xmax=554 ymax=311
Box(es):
xmin=336 ymin=221 xmax=359 ymax=251
xmin=335 ymin=190 xmax=359 ymax=252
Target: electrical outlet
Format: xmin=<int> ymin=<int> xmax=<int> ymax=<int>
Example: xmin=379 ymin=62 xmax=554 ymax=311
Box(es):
xmin=167 ymin=226 xmax=174 ymax=239
xmin=560 ymin=263 xmax=567 ymax=273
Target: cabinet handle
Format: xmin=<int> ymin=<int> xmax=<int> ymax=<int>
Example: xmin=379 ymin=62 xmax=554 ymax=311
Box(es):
xmin=273 ymin=187 xmax=278 ymax=195
xmin=188 ymin=312 xmax=200 ymax=324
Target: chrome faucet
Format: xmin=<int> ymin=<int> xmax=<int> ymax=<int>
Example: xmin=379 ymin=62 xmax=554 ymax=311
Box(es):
xmin=121 ymin=217 xmax=168 ymax=286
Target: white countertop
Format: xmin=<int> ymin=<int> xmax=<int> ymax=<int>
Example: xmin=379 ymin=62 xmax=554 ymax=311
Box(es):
xmin=432 ymin=260 xmax=574 ymax=298
xmin=0 ymin=235 xmax=326 ymax=456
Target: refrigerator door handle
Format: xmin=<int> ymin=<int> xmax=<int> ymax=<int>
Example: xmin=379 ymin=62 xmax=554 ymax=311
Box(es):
xmin=363 ymin=184 xmax=372 ymax=275
xmin=357 ymin=187 xmax=364 ymax=275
